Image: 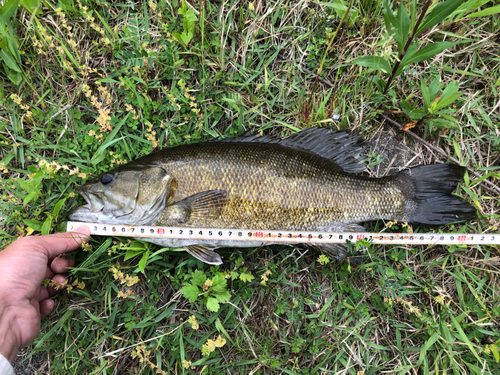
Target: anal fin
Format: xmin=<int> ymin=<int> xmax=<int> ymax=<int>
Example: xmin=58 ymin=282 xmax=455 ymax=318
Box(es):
xmin=186 ymin=245 xmax=223 ymax=265
xmin=307 ymin=224 xmax=367 ymax=262
xmin=345 ymin=223 xmax=366 ymax=232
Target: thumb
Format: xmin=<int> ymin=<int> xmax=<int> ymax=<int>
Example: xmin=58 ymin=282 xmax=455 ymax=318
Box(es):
xmin=35 ymin=225 xmax=91 ymax=259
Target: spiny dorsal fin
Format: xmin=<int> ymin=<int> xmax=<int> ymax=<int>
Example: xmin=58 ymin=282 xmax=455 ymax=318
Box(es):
xmin=213 ymin=128 xmax=366 ymax=174
xmin=181 ymin=190 xmax=229 ymax=220
xmin=186 ymin=245 xmax=223 ymax=265
xmin=280 ymin=128 xmax=366 ymax=174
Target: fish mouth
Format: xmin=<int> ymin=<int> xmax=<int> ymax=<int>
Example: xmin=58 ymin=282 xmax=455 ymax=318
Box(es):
xmin=68 ymin=191 xmax=106 ymax=221
xmin=79 ymin=190 xmax=105 ymax=213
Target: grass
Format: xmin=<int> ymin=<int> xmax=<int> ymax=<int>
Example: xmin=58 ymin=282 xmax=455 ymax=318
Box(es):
xmin=1 ymin=0 xmax=500 ymax=374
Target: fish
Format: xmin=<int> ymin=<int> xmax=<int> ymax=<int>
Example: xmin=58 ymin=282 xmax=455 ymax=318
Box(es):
xmin=69 ymin=127 xmax=476 ymax=264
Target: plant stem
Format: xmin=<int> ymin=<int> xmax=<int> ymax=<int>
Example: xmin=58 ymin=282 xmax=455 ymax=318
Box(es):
xmin=383 ymin=0 xmax=432 ymax=95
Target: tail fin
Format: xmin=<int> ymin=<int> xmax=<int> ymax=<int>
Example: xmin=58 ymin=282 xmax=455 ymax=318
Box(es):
xmin=403 ymin=164 xmax=476 ymax=225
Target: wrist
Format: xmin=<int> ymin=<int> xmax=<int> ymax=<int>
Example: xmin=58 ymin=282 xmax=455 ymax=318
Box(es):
xmin=0 ymin=306 xmax=20 ymax=363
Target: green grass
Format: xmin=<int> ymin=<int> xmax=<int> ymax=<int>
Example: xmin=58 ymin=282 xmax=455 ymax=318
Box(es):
xmin=1 ymin=0 xmax=500 ymax=374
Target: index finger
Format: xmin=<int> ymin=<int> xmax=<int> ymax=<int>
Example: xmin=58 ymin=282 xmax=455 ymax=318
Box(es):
xmin=34 ymin=225 xmax=91 ymax=259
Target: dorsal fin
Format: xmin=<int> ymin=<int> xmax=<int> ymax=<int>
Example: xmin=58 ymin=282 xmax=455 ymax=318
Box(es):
xmin=213 ymin=128 xmax=366 ymax=174
xmin=280 ymin=128 xmax=366 ymax=173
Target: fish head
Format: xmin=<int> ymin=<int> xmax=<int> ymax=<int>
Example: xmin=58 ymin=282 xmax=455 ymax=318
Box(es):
xmin=69 ymin=166 xmax=176 ymax=224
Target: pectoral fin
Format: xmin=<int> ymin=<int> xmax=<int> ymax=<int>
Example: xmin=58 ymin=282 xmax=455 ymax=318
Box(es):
xmin=182 ymin=190 xmax=229 ymax=220
xmin=186 ymin=245 xmax=223 ymax=265
xmin=158 ymin=190 xmax=229 ymax=226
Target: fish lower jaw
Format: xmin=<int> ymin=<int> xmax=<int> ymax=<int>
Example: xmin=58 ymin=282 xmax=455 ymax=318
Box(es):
xmin=68 ymin=205 xmax=110 ymax=223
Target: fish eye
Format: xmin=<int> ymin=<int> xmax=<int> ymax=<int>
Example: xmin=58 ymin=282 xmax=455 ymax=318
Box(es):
xmin=101 ymin=173 xmax=114 ymax=185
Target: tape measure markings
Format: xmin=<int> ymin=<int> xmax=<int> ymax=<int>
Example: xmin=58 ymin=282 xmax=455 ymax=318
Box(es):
xmin=67 ymin=222 xmax=500 ymax=245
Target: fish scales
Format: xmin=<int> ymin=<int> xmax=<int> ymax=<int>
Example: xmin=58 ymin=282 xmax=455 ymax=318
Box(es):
xmin=69 ymin=128 xmax=476 ymax=264
xmin=143 ymin=142 xmax=407 ymax=230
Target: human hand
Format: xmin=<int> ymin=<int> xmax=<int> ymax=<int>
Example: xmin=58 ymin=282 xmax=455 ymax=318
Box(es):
xmin=0 ymin=226 xmax=90 ymax=363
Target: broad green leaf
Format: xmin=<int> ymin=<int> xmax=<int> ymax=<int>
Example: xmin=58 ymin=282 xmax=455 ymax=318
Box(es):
xmin=429 ymin=76 xmax=441 ymax=102
xmin=491 ymin=344 xmax=500 ymax=363
xmin=239 ymin=271 xmax=255 ymax=283
xmin=0 ymin=0 xmax=20 ymax=23
xmin=23 ymin=219 xmax=43 ymax=231
xmin=181 ymin=32 xmax=192 ymax=45
xmin=171 ymin=32 xmax=186 ymax=46
xmin=0 ymin=49 xmax=21 ymax=72
xmin=41 ymin=217 xmax=52 ymax=235
xmin=421 ymin=78 xmax=430 ymax=109
xmin=441 ymin=80 xmax=459 ymax=98
xmin=409 ymin=0 xmax=417 ymax=31
xmin=124 ymin=249 xmax=144 ymax=261
xmin=394 ymin=2 xmax=410 ymax=54
xmin=430 ymin=81 xmax=462 ymax=111
xmin=52 ymin=198 xmax=66 ymax=217
xmin=210 ymin=275 xmax=228 ymax=293
xmin=22 ymin=190 xmax=39 ymax=205
xmin=138 ymin=249 xmax=149 ymax=273
xmin=352 ymin=56 xmax=392 ymax=74
xmin=408 ymin=108 xmax=427 ymax=120
xmin=467 ymin=4 xmax=500 ymax=18
xmin=427 ymin=117 xmax=459 ymax=129
xmin=206 ymin=297 xmax=220 ymax=312
xmin=433 ymin=92 xmax=462 ymax=111
xmin=180 ymin=284 xmax=200 ymax=303
xmin=400 ymin=40 xmax=417 ymax=63
xmin=383 ymin=0 xmax=397 ymax=36
xmin=191 ymin=270 xmax=207 ymax=287
xmin=16 ymin=177 xmax=35 ymax=192
xmin=185 ymin=8 xmax=197 ymax=23
xmin=416 ymin=0 xmax=465 ymax=37
xmin=398 ymin=42 xmax=456 ymax=74
xmin=214 ymin=290 xmax=231 ymax=303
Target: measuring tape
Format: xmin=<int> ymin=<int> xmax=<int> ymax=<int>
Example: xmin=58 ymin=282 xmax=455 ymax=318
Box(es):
xmin=67 ymin=222 xmax=500 ymax=245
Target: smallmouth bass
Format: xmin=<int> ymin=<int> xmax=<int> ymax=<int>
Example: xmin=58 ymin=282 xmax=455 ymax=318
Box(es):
xmin=69 ymin=128 xmax=475 ymax=264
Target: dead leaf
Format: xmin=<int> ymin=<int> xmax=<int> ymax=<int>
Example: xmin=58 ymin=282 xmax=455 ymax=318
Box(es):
xmin=402 ymin=122 xmax=416 ymax=131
